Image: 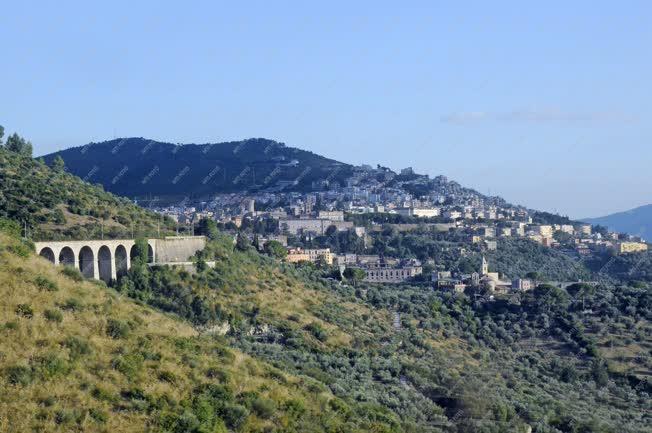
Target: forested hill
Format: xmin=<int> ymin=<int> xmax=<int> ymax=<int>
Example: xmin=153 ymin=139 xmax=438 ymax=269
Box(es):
xmin=42 ymin=138 xmax=355 ymax=199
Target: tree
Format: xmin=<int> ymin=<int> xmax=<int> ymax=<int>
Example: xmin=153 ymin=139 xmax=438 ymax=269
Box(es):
xmin=343 ymin=267 xmax=366 ymax=286
xmin=263 ymin=240 xmax=287 ymax=259
xmin=196 ymin=218 xmax=218 ymax=240
xmin=52 ymin=155 xmax=66 ymax=172
xmin=590 ymin=359 xmax=609 ymax=387
xmin=131 ymin=237 xmax=149 ymax=266
xmin=325 ymin=225 xmax=338 ymax=236
xmin=314 ymin=255 xmax=328 ymax=269
xmin=553 ymin=230 xmax=573 ymax=244
xmin=0 ymin=125 xmax=4 ymax=145
xmin=5 ymin=133 xmax=33 ymax=157
xmin=235 ymin=232 xmax=250 ymax=251
xmin=525 ymin=271 xmax=543 ymax=282
xmin=566 ymin=283 xmax=595 ymax=310
xmin=530 ymin=284 xmax=570 ymax=314
xmin=194 ymin=252 xmax=208 ymax=273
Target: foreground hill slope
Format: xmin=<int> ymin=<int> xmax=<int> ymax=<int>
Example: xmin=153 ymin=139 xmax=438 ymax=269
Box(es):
xmin=0 ymin=147 xmax=175 ymax=240
xmin=42 ymin=138 xmax=355 ymax=200
xmin=583 ymin=204 xmax=652 ymax=238
xmin=0 ymin=231 xmax=377 ymax=433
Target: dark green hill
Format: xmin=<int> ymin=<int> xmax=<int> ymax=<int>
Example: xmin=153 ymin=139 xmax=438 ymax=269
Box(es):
xmin=42 ymin=138 xmax=354 ymax=200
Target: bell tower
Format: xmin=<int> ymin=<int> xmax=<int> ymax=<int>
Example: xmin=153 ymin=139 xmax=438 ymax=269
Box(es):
xmin=481 ymin=255 xmax=488 ymax=275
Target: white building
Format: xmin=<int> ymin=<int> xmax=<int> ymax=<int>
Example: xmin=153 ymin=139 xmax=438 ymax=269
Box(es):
xmin=318 ymin=210 xmax=344 ymax=221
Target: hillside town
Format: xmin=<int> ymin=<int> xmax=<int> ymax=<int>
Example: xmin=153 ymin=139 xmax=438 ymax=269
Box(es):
xmin=148 ymin=166 xmax=648 ymax=293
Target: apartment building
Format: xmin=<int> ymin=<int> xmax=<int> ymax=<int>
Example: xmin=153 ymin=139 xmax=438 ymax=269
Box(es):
xmin=286 ymin=247 xmax=334 ymax=265
xmin=614 ymin=242 xmax=648 ymax=254
xmin=531 ymin=225 xmax=554 ymax=237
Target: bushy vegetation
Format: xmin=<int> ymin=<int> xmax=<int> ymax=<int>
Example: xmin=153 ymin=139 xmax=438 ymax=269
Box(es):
xmin=365 ymin=225 xmax=589 ymax=281
xmin=0 ymin=145 xmax=176 ymax=240
xmin=113 ymin=232 xmax=651 ymax=432
xmin=486 ymin=238 xmax=590 ymax=280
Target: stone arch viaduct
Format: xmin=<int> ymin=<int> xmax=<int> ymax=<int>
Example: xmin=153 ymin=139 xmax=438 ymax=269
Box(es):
xmin=34 ymin=236 xmax=206 ymax=283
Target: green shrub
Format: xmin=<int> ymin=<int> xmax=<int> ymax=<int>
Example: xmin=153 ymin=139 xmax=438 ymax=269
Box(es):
xmin=35 ymin=276 xmax=58 ymax=292
xmin=6 ymin=365 xmax=33 ymax=386
xmin=62 ymin=336 xmax=92 ymax=359
xmin=32 ymin=353 xmax=70 ymax=380
xmin=251 ymin=397 xmax=276 ymax=419
xmin=0 ymin=217 xmax=21 ymax=237
xmin=213 ymin=346 xmax=236 ymax=364
xmin=222 ymin=403 xmax=249 ymax=429
xmin=284 ymin=399 xmax=306 ymax=418
xmin=111 ymin=353 xmax=144 ymax=379
xmin=44 ymin=309 xmax=63 ymax=323
xmin=91 ymin=386 xmax=115 ymax=402
xmin=120 ymin=387 xmax=150 ymax=412
xmin=54 ymin=409 xmax=77 ymax=425
xmin=15 ymin=304 xmax=34 ymax=318
xmin=60 ymin=266 xmax=83 ymax=282
xmin=60 ymin=298 xmax=83 ymax=312
xmin=106 ymin=318 xmax=130 ymax=339
xmin=206 ymin=366 xmax=230 ymax=383
xmin=8 ymin=243 xmax=31 ymax=258
xmin=140 ymin=349 xmax=162 ymax=361
xmin=328 ymin=397 xmax=350 ymax=414
xmin=305 ymin=322 xmax=328 ymax=342
xmin=89 ymin=407 xmax=108 ymax=423
xmin=3 ymin=321 xmax=19 ymax=331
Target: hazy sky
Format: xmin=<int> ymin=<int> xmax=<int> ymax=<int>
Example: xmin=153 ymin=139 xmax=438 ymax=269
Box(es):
xmin=2 ymin=1 xmax=650 ymax=218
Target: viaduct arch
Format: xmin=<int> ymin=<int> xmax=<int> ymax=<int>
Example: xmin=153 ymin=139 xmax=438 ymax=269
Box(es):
xmin=33 ymin=236 xmax=206 ymax=283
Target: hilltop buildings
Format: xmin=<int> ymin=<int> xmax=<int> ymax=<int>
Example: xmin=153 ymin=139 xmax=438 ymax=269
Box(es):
xmin=148 ymin=164 xmax=648 ymax=294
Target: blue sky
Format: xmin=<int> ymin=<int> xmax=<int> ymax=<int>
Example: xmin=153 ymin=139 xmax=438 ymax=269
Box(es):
xmin=1 ymin=1 xmax=650 ymax=218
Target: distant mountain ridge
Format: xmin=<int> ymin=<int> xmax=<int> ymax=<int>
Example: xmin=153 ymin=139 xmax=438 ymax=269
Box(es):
xmin=42 ymin=137 xmax=355 ymax=200
xmin=582 ymin=204 xmax=652 ymax=238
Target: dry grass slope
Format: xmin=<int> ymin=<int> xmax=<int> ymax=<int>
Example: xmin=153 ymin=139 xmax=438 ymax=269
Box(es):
xmin=0 ymin=234 xmax=352 ymax=433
